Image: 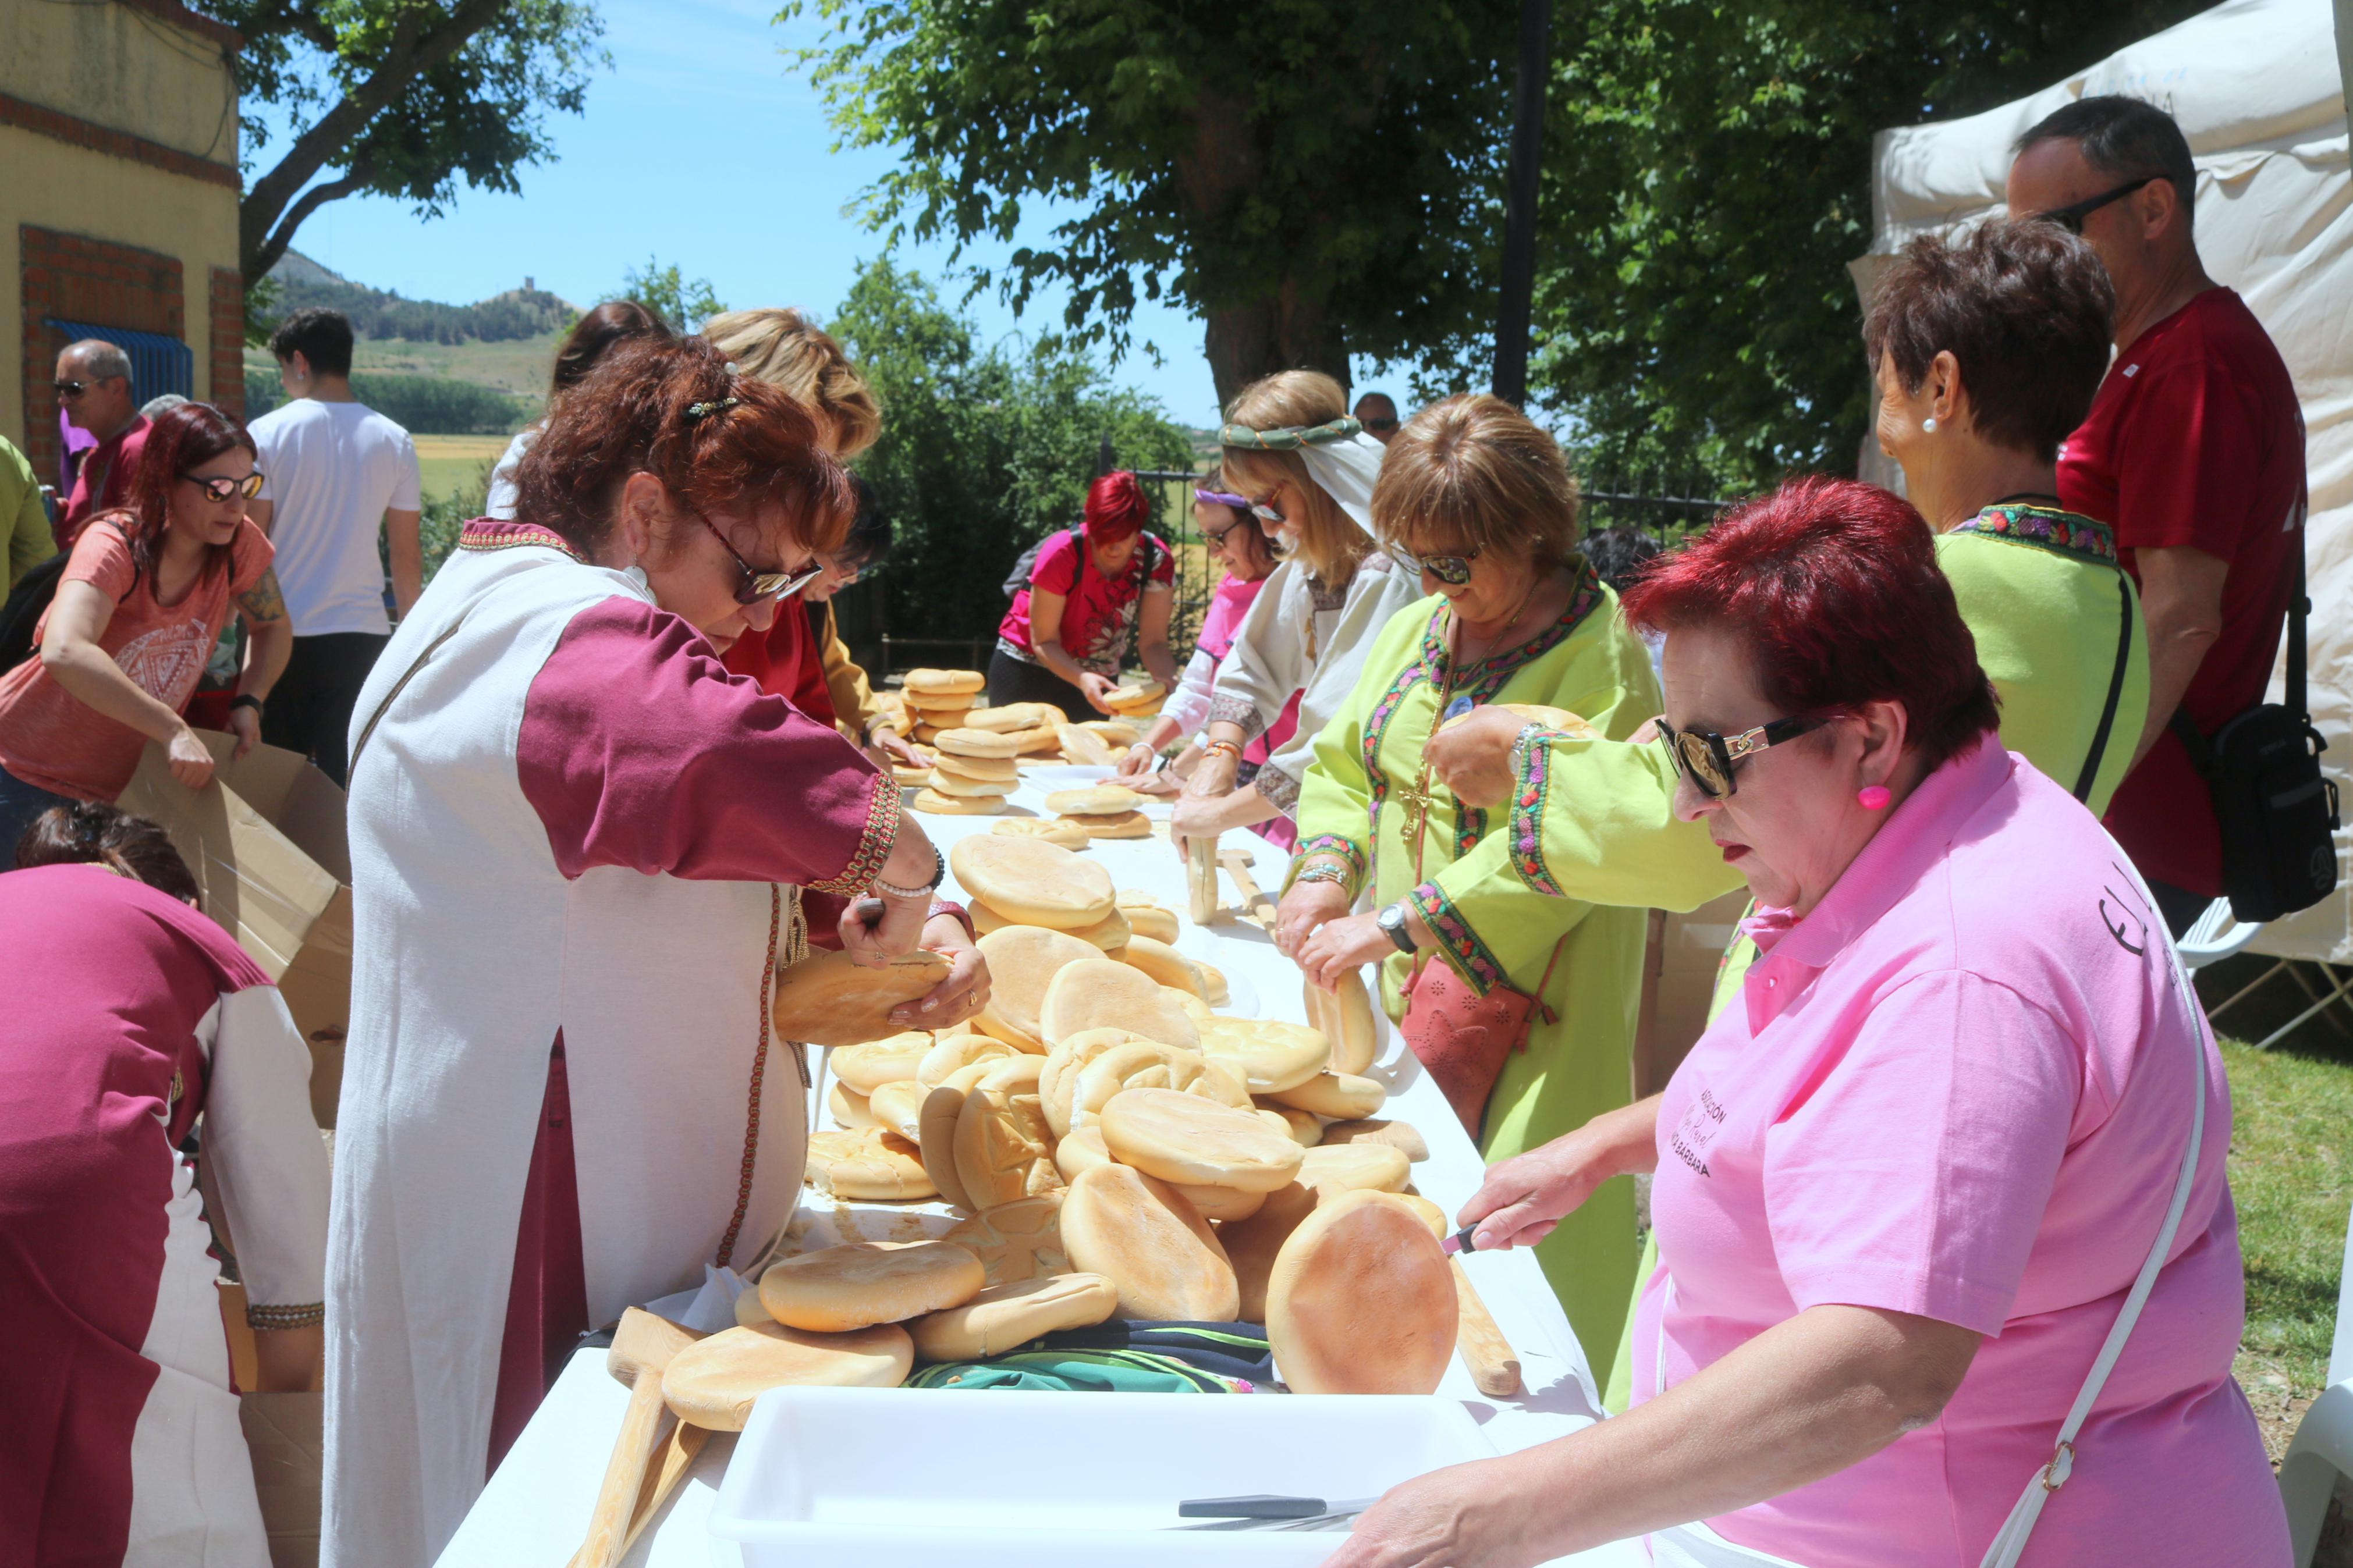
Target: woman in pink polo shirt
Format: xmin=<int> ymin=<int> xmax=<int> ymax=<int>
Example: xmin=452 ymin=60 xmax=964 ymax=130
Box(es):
xmin=1327 ymin=478 xmax=2284 ymax=1568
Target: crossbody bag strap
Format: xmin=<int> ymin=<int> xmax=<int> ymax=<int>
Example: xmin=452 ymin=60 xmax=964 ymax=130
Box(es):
xmin=2072 ymin=574 xmax=2138 ymax=803
xmin=1978 ymin=988 xmax=2208 ymax=1568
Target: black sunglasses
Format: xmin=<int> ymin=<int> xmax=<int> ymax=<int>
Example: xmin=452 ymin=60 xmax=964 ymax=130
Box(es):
xmin=1656 ymin=714 xmax=1821 ymax=799
xmin=695 ymin=513 xmax=822 ymax=605
xmin=53 ymin=379 xmax=90 ymax=399
xmin=184 ymin=471 xmax=265 ymax=502
xmin=2035 ymin=175 xmax=2163 ymax=236
xmin=1361 ymin=417 xmax=1399 ymax=432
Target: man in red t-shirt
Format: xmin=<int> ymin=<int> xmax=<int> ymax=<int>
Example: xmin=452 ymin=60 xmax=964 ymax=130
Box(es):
xmin=2010 ymin=97 xmax=2308 ymax=937
xmin=54 ymin=339 xmax=151 ymax=547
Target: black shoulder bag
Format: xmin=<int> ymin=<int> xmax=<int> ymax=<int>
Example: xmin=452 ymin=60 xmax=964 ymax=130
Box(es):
xmin=2169 ymin=535 xmax=2340 ymax=922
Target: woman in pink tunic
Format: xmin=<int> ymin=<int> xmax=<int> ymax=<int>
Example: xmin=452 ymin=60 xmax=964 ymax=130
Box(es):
xmin=2 ymin=804 xmax=329 ymax=1568
xmin=1326 ymin=479 xmax=2285 ymax=1568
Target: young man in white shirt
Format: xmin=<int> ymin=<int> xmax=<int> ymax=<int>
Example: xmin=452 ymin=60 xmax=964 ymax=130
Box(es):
xmin=246 ymin=308 xmax=422 ymax=786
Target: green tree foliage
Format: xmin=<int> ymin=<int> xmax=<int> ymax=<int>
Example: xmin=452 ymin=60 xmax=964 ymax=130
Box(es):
xmin=199 ymin=0 xmax=609 ymax=281
xmin=265 ymin=271 xmax=573 ymax=346
xmin=606 ymin=258 xmax=727 ymax=334
xmin=785 ymin=0 xmax=1518 ymax=406
xmin=1487 ymin=0 xmax=2214 ymax=491
xmin=831 ymin=261 xmax=1195 ymax=642
xmin=246 ymin=369 xmax=527 ymax=433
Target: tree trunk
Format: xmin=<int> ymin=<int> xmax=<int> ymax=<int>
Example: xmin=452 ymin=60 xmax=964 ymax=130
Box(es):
xmin=1203 ymin=285 xmax=1350 ymax=414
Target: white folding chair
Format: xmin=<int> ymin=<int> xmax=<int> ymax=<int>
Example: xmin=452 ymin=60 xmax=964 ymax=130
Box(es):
xmin=2280 ymin=1199 xmax=2353 ymax=1564
xmin=2175 ymin=897 xmax=2264 ymax=973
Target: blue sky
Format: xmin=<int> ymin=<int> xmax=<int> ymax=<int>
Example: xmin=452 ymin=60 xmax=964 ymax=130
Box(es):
xmin=251 ymin=0 xmax=1249 ymax=426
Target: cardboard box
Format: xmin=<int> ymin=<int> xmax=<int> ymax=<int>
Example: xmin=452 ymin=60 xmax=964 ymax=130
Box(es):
xmin=1632 ymin=888 xmax=1752 ymax=1096
xmin=239 ymin=1391 xmax=322 ymax=1568
xmin=118 ymin=731 xmax=352 ymax=1127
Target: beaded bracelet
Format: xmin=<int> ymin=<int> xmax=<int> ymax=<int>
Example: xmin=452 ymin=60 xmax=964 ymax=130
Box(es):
xmin=1293 ymin=862 xmax=1351 ymax=888
xmin=1202 ymin=738 xmax=1243 ymax=762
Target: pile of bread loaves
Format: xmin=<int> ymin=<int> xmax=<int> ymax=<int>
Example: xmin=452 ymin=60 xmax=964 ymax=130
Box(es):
xmin=883 ymin=669 xmax=1166 ymax=812
xmin=769 ymin=829 xmax=1454 ymax=1395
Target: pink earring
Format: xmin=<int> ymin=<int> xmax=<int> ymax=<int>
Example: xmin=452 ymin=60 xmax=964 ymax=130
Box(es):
xmin=1857 ymin=785 xmax=1891 ymax=811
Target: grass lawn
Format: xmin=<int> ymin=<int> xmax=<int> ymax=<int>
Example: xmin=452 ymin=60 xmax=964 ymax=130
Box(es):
xmin=411 ymin=435 xmax=507 ymax=507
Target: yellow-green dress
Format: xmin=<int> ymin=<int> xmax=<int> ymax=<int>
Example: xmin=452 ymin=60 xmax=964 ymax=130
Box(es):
xmin=1293 ymin=563 xmax=1695 ymax=1391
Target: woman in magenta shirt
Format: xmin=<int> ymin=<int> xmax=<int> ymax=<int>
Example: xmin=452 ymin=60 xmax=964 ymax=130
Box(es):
xmin=989 ymin=470 xmax=1179 ymax=720
xmin=1328 ymin=479 xmax=2284 ymax=1568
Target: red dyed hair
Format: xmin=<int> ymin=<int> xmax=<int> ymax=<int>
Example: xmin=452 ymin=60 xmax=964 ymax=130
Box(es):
xmin=109 ymin=401 xmax=257 ymax=588
xmin=1620 ymin=477 xmax=1999 ymax=770
xmin=1083 ymin=470 xmax=1150 ymax=543
xmin=514 ymin=334 xmax=855 ymax=559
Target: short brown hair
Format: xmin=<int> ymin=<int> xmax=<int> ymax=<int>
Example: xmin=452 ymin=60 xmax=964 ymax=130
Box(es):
xmin=1862 ymin=221 xmax=2114 ymax=463
xmin=16 ymin=801 xmax=200 ymax=902
xmin=553 ymin=300 xmax=672 ymax=396
xmin=702 ymin=308 xmax=882 ymax=459
xmin=1372 ymin=394 xmax=1580 ymax=571
xmin=1220 ymin=370 xmax=1370 ymax=582
xmin=513 ymin=334 xmax=856 ymax=561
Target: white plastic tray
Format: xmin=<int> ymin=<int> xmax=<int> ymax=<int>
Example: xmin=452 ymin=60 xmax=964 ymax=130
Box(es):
xmin=708 ymin=1387 xmax=1496 ymax=1566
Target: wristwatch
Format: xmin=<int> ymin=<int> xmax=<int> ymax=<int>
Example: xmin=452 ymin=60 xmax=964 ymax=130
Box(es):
xmin=1376 ymin=901 xmax=1417 ymax=954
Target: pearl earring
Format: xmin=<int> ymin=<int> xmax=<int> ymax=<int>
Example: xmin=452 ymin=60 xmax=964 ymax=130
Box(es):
xmin=1922 ymin=417 xmax=1939 ymax=433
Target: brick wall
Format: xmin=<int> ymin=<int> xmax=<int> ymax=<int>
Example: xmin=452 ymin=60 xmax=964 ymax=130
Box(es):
xmin=209 ymin=265 xmax=243 ymax=422
xmin=20 ymin=224 xmax=184 ymax=482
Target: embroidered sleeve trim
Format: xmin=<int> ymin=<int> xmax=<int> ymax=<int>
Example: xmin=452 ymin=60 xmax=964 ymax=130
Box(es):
xmin=1507 ymin=728 xmax=1577 ymax=896
xmin=1408 ymin=880 xmax=1509 ymax=997
xmin=1290 ymin=834 xmax=1368 ymax=897
xmin=1206 ymin=692 xmax=1265 ymax=741
xmin=809 ymin=772 xmax=903 ymax=896
xmin=1252 ymin=761 xmax=1301 ymax=812
xmin=247 ymin=1301 xmax=326 ymax=1330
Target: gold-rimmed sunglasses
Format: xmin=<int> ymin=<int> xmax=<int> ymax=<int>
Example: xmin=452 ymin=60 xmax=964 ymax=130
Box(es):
xmin=1656 ymin=713 xmax=1821 ymax=799
xmin=694 ymin=512 xmax=823 ymax=605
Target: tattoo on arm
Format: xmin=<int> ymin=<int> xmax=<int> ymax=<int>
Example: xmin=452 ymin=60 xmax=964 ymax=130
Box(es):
xmin=237 ymin=568 xmax=287 ymax=624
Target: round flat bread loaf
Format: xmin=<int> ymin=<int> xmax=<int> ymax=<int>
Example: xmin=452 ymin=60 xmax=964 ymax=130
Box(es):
xmin=917 ymin=1085 xmax=978 ymax=1211
xmin=1060 ymin=1164 xmax=1238 ymax=1321
xmin=1216 ymin=1181 xmax=1320 ymax=1321
xmin=891 ymin=764 xmax=932 ymax=787
xmin=935 ymin=727 xmax=1021 ymax=759
xmin=1071 ymin=1041 xmax=1248 ymax=1130
xmin=910 ymin=721 xmax=951 ymax=743
xmin=928 ymin=769 xmax=1016 ymax=798
xmin=1064 ymin=905 xmax=1132 ymax=951
xmin=941 ymin=1193 xmax=1069 ymax=1285
xmin=1115 ymin=892 xmax=1179 ymax=944
xmin=975 ymin=1054 xmax=1045 ymax=1094
xmin=1270 ymin=1070 xmax=1386 ymax=1121
xmin=1317 ymin=1118 xmax=1429 ymax=1162
xmin=1040 ymin=959 xmax=1201 ymax=1051
xmin=1170 ymin=1182 xmax=1268 ymax=1223
xmin=914 ymin=714 xmax=976 ymax=738
xmin=910 ymin=1272 xmax=1119 ymax=1362
xmin=992 ymin=817 xmax=1092 ymax=851
xmin=760 ymin=1241 xmax=986 ymax=1332
xmin=1004 ymin=721 xmax=1064 ymax=755
xmin=965 ymin=701 xmax=1060 ymax=733
xmin=1039 ymin=1029 xmax=1151 ymax=1137
xmin=1168 ymin=988 xmax=1213 ymax=1026
xmin=831 ymin=1031 xmax=933 ymax=1094
xmin=1053 ymin=1124 xmax=1113 ymax=1183
xmin=1100 ymin=1088 xmax=1306 ymax=1193
xmin=1197 ymin=961 xmax=1230 ymax=1007
xmin=913 ymin=787 xmax=1006 ymax=816
xmin=1062 ymin=810 xmax=1151 ymax=840
xmin=1114 ymin=934 xmax=1208 ymax=997
xmin=931 ymin=751 xmax=1019 ymax=782
xmin=1197 ymin=1017 xmax=1329 ymax=1093
xmin=866 ymin=1079 xmax=929 ymax=1143
xmin=902 ymin=685 xmax=979 ymax=711
xmin=1054 ymin=723 xmax=1119 ymax=766
xmin=772 ymin=948 xmax=952 ymax=1048
xmin=1266 ymin=1190 xmax=1454 ymax=1394
xmin=950 ymin=836 xmax=1117 ymax=931
xmin=973 ymin=925 xmax=1103 ymax=1051
xmin=903 ymin=667 xmax=986 ymax=696
xmin=828 ymin=1080 xmax=876 ymax=1130
xmin=954 ymin=1086 xmax=1058 ymax=1209
xmin=1302 ymin=970 xmax=1379 ymax=1075
xmin=1299 ymin=1142 xmax=1411 ymax=1194
xmin=1045 ymin=785 xmax=1145 ymax=817
xmin=1103 ymin=678 xmax=1165 ymax=712
xmin=1256 ymin=1103 xmax=1324 ymax=1146
xmin=1394 ymin=1192 xmax=1451 ymax=1239
xmin=802 ymin=1129 xmax=935 ymax=1201
xmin=1078 ymin=718 xmax=1140 ymax=746
xmin=661 ymin=1322 xmax=912 ymax=1429
xmin=917 ymin=1033 xmax=1020 ymax=1086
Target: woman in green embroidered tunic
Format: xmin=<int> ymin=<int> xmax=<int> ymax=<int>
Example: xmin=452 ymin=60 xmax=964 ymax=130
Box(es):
xmin=1278 ymin=395 xmax=1665 ymax=1388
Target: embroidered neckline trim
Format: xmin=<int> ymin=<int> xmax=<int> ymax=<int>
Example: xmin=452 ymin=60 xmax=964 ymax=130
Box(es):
xmin=1950 ymin=504 xmax=2118 ymax=566
xmin=457 ymin=518 xmax=587 ymax=563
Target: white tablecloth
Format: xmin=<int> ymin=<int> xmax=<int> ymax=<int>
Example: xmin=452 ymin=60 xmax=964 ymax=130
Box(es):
xmin=435 ymin=767 xmax=1649 ymax=1567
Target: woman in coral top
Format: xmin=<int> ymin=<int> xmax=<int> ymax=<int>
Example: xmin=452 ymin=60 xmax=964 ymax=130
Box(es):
xmin=1327 ymin=480 xmax=2284 ymax=1568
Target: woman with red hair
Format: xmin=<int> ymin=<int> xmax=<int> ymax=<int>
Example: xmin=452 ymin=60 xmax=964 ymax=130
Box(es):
xmin=1329 ymin=478 xmax=2283 ymax=1568
xmin=0 ymin=401 xmax=290 ymax=852
xmin=989 ymin=469 xmax=1179 ymax=719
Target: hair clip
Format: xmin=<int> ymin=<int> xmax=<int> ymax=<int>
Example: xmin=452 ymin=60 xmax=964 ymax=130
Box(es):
xmin=723 ymin=361 xmax=741 ymax=377
xmin=684 ymin=396 xmax=740 ymax=424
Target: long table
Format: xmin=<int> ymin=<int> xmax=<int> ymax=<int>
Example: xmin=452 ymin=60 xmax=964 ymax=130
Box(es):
xmin=436 ymin=766 xmax=1649 ymax=1566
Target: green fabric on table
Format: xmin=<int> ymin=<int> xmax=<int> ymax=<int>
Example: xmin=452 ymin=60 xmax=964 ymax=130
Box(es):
xmin=906 ymin=1347 xmax=1258 ymax=1393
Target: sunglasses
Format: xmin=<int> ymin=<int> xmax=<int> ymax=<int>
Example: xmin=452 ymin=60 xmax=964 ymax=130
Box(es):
xmin=184 ymin=471 xmax=265 ymax=502
xmin=54 ymin=379 xmax=93 ymax=399
xmin=1389 ymin=543 xmax=1482 ymax=588
xmin=1361 ymin=418 xmax=1399 ymax=433
xmin=1200 ymin=516 xmax=1255 ymax=550
xmin=695 ymin=511 xmax=822 ymax=605
xmin=1656 ymin=713 xmax=1821 ymax=799
xmin=2035 ymin=175 xmax=2162 ymax=236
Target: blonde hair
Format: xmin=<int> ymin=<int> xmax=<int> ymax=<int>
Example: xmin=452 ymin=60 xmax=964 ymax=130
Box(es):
xmin=1219 ymin=369 xmax=1373 ymax=582
xmin=1371 ymin=394 xmax=1580 ymax=571
xmin=701 ymin=307 xmax=882 ymax=458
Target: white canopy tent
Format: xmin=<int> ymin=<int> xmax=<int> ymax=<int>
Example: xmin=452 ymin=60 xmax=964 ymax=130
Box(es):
xmin=1853 ymin=0 xmax=2353 ymax=962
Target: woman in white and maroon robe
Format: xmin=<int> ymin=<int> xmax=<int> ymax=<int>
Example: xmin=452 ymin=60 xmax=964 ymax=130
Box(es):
xmin=322 ymin=337 xmax=985 ymax=1568
xmin=2 ymin=806 xmax=329 ymax=1567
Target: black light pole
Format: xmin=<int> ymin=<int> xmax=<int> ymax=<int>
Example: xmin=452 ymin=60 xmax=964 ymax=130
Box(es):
xmin=1492 ymin=0 xmax=1553 ymax=408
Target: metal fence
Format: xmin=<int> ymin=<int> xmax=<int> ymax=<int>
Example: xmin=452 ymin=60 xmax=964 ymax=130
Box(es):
xmin=1577 ymin=467 xmax=1733 ymax=545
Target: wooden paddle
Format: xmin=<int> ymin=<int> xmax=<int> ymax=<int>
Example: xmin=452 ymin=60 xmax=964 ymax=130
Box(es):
xmin=570 ymin=1310 xmax=704 ymax=1568
xmin=1218 ymin=847 xmax=1279 ymax=927
xmin=1450 ymin=1259 xmax=1523 ymax=1399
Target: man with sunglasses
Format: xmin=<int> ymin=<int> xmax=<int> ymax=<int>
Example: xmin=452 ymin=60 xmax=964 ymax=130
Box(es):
xmin=1351 ymin=391 xmax=1402 ymax=446
xmin=53 ymin=339 xmax=150 ymax=546
xmin=2009 ymin=96 xmax=2306 ymax=937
